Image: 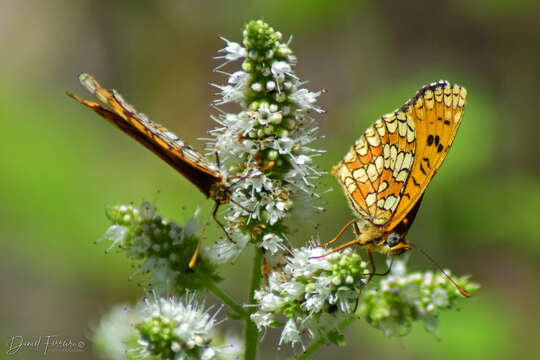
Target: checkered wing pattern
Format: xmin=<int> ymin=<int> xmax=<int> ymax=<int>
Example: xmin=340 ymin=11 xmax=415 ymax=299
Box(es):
xmin=332 ymin=81 xmax=466 ymax=232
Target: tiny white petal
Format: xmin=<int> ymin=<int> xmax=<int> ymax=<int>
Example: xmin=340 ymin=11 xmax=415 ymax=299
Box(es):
xmin=218 ymin=38 xmax=246 ymax=61
xmin=279 ymin=319 xmax=302 ymax=347
xmin=266 ymin=81 xmax=276 ymax=91
xmin=290 ymin=89 xmax=324 ymax=113
xmin=271 ymin=61 xmax=292 ymax=82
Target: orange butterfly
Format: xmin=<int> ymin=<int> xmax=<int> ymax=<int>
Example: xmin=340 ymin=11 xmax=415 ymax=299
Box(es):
xmin=327 ymin=80 xmax=467 ymax=292
xmin=67 ymin=73 xmax=232 ymax=266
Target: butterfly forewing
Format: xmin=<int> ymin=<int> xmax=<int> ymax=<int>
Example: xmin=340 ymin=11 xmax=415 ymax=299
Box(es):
xmin=68 ymin=73 xmax=226 ymax=199
xmin=332 ymin=96 xmax=417 ymax=227
xmin=386 ymin=81 xmax=466 ymax=231
xmin=333 ymin=80 xmax=466 ymax=236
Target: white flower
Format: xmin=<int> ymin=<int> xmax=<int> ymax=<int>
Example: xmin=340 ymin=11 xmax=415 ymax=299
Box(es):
xmin=261 ymin=233 xmax=286 ymax=254
xmin=208 ymin=20 xmax=325 ymax=273
xmin=290 ymin=89 xmax=325 ymax=113
xmin=305 ymin=275 xmax=332 ymax=313
xmin=359 ymin=258 xmax=477 ymax=337
xmin=295 ymin=154 xmax=312 ymax=165
xmin=217 ymin=331 xmax=244 ymax=360
xmin=286 ymin=246 xmax=329 ymax=278
xmin=281 ymin=280 xmax=305 ymax=301
xmin=136 ymin=293 xmax=222 ymax=359
xmin=212 ymin=83 xmax=244 ymax=105
xmin=227 ymin=71 xmax=249 ymax=86
xmin=271 ymin=61 xmax=292 ymax=82
xmin=252 ymin=246 xmax=366 ymax=346
xmin=250 ymin=311 xmax=274 ymax=331
xmin=216 ymin=38 xmax=246 ymax=62
xmin=206 ymin=232 xmax=250 ymax=264
xmin=102 ymin=225 xmax=128 ymax=251
xmin=258 ymin=292 xmax=284 ymax=312
xmin=431 ymin=288 xmax=449 ymax=307
xmin=93 ymin=305 xmax=140 ymax=360
xmin=263 ymin=200 xmax=287 ymax=226
xmin=391 ymin=257 xmax=407 ymax=276
xmin=279 ymin=319 xmax=302 ymax=348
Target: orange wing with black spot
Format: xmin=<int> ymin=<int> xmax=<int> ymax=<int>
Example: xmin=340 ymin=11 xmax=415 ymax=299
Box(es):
xmin=67 ymin=73 xmax=225 ymax=199
xmin=332 ymin=80 xmax=466 ymax=232
xmin=386 ymin=81 xmax=466 ymax=232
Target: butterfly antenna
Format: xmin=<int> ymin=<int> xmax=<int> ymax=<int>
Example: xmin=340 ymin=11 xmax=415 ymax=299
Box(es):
xmin=229 ymin=170 xmax=261 ymax=187
xmin=409 ymin=243 xmax=471 ymax=297
xmin=229 ymin=161 xmax=275 ymax=187
xmin=230 ymin=198 xmax=253 ymax=214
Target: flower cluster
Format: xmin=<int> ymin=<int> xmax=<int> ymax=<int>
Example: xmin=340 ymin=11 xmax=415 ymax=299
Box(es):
xmin=251 ymin=246 xmax=368 ymax=348
xmin=358 ymin=259 xmax=480 ymax=337
xmin=132 ymin=293 xmax=238 ymax=360
xmin=88 ymin=20 xmax=479 ymax=359
xmin=93 ymin=305 xmax=141 ymax=360
xmin=102 ymin=203 xmax=221 ymax=293
xmin=208 ymin=20 xmax=325 ymax=261
xmin=93 ymin=297 xmax=243 ymax=360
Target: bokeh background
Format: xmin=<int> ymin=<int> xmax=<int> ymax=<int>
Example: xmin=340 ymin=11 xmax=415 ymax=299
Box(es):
xmin=1 ymin=0 xmax=540 ymax=359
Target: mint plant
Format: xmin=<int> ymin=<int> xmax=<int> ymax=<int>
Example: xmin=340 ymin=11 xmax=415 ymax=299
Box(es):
xmin=91 ymin=20 xmax=478 ymax=360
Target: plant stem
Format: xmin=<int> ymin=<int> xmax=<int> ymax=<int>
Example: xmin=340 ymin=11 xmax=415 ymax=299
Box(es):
xmin=296 ymin=315 xmax=356 ymax=360
xmin=207 ymin=282 xmax=247 ymax=318
xmin=244 ymin=247 xmax=264 ymax=360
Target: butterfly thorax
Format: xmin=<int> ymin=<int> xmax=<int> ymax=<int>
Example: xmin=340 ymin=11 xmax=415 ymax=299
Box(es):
xmin=209 ymin=181 xmax=232 ymax=205
xmin=356 ymin=224 xmax=410 ymax=256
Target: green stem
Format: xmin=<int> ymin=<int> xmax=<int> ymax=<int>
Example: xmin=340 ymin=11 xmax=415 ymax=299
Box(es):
xmin=296 ymin=315 xmax=356 ymax=360
xmin=244 ymin=247 xmax=264 ymax=360
xmin=207 ymin=282 xmax=247 ymax=318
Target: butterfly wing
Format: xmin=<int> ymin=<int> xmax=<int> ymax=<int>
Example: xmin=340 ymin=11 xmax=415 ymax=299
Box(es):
xmin=333 ymin=80 xmax=466 ymax=233
xmin=332 ymin=94 xmax=417 ymax=226
xmin=67 ymin=73 xmax=223 ymax=198
xmin=385 ymin=81 xmax=466 ymax=232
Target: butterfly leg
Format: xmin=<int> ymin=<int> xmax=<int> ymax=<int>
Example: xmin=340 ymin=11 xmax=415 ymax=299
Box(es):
xmin=310 ymin=238 xmax=362 ymax=259
xmin=212 ymin=203 xmax=235 ymax=243
xmin=361 ymin=254 xmax=394 ymax=282
xmin=319 ymin=219 xmax=360 ymax=248
xmin=366 ymin=250 xmax=375 ymax=284
xmin=310 ymin=220 xmax=364 ymax=258
xmin=189 ymin=203 xmax=236 ymax=269
xmin=214 ymin=151 xmax=221 ymax=170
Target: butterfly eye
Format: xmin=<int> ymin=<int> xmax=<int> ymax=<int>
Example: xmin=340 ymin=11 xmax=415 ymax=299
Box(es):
xmin=386 ymin=233 xmax=401 ymax=248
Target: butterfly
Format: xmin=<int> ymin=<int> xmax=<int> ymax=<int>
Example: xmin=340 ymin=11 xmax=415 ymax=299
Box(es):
xmin=67 ymin=73 xmax=233 ymax=266
xmin=327 ymin=80 xmax=467 ymax=268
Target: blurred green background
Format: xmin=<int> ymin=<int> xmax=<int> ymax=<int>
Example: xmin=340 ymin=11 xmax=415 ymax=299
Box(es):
xmin=1 ymin=0 xmax=539 ymax=359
